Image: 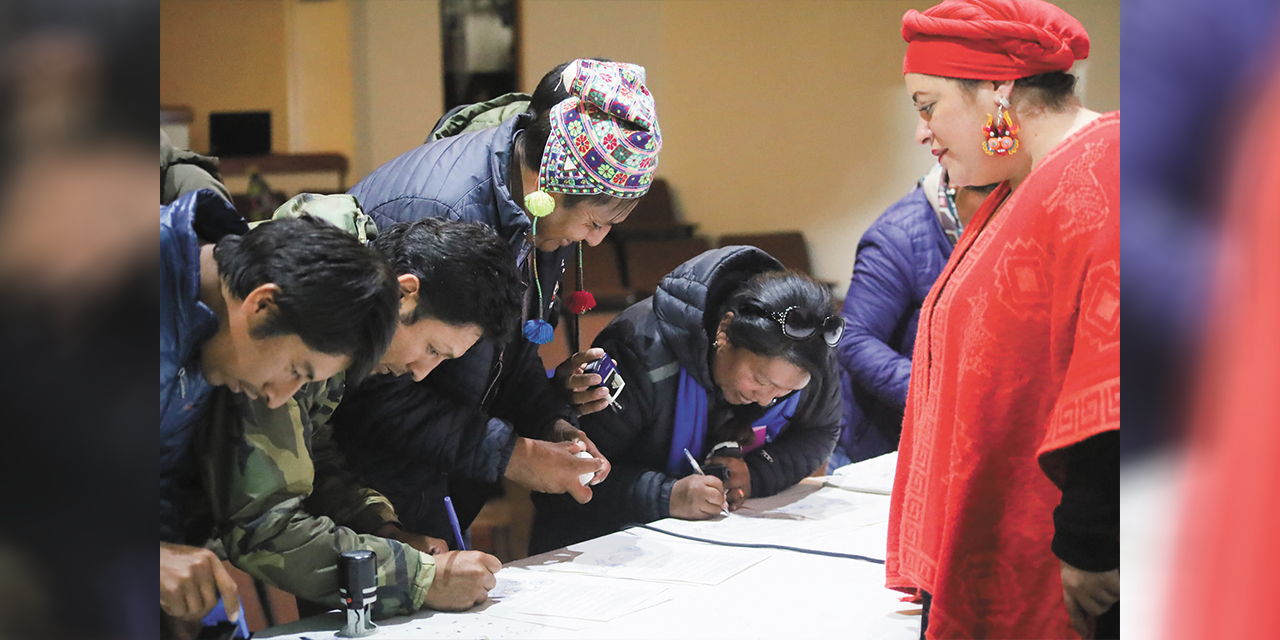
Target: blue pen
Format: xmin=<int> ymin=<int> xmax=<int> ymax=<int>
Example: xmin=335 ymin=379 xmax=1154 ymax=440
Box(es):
xmin=444 ymin=496 xmax=467 ymax=551
xmin=200 ymin=597 xmax=250 ymax=639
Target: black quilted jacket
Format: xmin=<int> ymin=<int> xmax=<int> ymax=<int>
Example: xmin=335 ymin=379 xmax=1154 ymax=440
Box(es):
xmin=530 ymin=247 xmax=842 ymax=553
xmin=333 ymin=113 xmax=576 ymax=537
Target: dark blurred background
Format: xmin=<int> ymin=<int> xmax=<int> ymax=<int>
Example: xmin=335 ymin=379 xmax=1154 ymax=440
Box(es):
xmin=0 ymin=0 xmax=156 ymax=638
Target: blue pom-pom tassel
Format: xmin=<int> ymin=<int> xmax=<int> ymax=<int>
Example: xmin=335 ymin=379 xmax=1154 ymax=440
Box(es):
xmin=523 ymin=319 xmax=554 ymax=344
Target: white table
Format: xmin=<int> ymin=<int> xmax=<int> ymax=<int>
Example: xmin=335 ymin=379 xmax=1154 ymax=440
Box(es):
xmin=259 ymin=478 xmax=919 ymax=639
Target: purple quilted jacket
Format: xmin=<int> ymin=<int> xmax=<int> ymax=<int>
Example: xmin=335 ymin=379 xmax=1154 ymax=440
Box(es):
xmin=834 ymin=186 xmax=952 ymax=465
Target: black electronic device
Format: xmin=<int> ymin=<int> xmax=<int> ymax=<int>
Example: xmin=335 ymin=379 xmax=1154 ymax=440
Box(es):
xmin=700 ymin=463 xmax=731 ymax=483
xmin=209 ymin=111 xmax=271 ymax=157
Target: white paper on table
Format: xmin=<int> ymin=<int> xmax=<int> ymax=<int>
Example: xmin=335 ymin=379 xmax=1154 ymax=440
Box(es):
xmin=754 ymin=494 xmax=854 ymax=519
xmin=381 ymin=610 xmax=564 ymax=637
xmin=487 ymin=589 xmax=673 ymax=631
xmin=663 ymin=511 xmax=825 ymax=544
xmin=481 ymin=573 xmax=597 ymax=631
xmin=546 ymin=536 xmax=767 ymax=586
xmin=483 ymin=569 xmax=670 ymax=623
xmin=632 ymin=490 xmax=893 ymax=561
xmin=825 ymin=451 xmax=898 ymax=495
xmin=516 ymin=581 xmax=669 ymax=622
xmin=483 ymin=608 xmax=597 ymax=631
xmin=840 ymin=503 xmax=890 ymax=527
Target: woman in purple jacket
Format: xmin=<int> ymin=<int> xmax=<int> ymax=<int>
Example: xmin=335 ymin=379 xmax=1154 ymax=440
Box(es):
xmin=832 ymin=165 xmax=993 ymax=466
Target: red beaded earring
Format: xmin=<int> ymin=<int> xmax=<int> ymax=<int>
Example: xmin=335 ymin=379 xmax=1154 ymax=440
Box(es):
xmin=982 ymin=96 xmax=1019 ymax=156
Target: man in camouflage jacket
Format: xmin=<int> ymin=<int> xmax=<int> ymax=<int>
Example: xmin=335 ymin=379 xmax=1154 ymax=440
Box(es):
xmin=196 ymin=195 xmax=543 ymax=615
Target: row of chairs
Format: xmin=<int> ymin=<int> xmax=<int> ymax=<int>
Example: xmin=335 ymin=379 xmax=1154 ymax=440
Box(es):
xmin=578 ymin=179 xmax=815 ymax=310
xmin=580 ymin=232 xmax=815 ymax=311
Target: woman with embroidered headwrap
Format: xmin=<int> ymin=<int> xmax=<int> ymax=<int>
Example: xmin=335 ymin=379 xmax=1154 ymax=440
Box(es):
xmin=528 ymin=247 xmax=843 ymax=553
xmin=886 ymin=1 xmax=1119 ymax=638
xmin=333 ymin=60 xmax=662 ymax=544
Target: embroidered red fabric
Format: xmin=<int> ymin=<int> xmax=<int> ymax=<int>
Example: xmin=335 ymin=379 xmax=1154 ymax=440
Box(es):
xmin=886 ymin=112 xmax=1121 ymax=639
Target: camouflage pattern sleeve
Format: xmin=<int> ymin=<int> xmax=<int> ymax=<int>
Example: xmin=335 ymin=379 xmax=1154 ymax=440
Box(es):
xmin=199 ymin=384 xmax=434 ymax=617
xmin=298 ymin=372 xmax=403 ymax=534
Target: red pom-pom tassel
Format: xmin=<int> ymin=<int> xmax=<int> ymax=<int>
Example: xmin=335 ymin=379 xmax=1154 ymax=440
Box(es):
xmin=565 ymin=290 xmax=597 ymax=315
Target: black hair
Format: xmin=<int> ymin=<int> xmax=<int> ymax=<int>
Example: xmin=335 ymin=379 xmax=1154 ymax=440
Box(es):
xmin=212 ymin=214 xmax=400 ymax=385
xmin=370 ymin=218 xmax=523 ymax=343
xmin=966 ymin=182 xmax=1000 ymax=195
xmin=716 ymin=270 xmax=834 ymax=378
xmin=1015 ymin=71 xmax=1079 ymax=111
xmin=705 ymin=269 xmax=832 ymax=446
xmin=956 ymin=71 xmax=1078 ymax=113
xmin=528 ymin=60 xmax=585 ymax=118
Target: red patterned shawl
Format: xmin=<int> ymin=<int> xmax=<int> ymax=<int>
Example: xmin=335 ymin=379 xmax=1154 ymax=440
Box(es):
xmin=886 ymin=112 xmax=1121 ymax=639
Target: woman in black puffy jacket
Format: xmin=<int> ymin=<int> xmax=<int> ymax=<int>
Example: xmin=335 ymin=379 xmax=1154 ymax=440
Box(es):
xmin=531 ymin=246 xmax=843 ymax=553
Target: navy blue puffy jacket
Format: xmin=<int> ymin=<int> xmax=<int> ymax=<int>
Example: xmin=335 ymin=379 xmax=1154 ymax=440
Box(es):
xmin=160 ymin=189 xmax=245 ymax=542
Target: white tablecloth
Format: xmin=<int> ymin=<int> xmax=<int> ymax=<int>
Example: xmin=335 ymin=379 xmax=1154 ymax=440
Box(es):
xmin=259 ymin=478 xmax=919 ymax=639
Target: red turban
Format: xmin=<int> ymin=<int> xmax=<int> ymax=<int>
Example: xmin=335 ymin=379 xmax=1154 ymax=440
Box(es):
xmin=902 ymin=0 xmax=1090 ymax=80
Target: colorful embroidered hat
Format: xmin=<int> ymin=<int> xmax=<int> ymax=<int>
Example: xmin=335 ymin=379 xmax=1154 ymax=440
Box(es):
xmin=902 ymin=0 xmax=1090 ymax=81
xmin=537 ymin=59 xmax=661 ymax=199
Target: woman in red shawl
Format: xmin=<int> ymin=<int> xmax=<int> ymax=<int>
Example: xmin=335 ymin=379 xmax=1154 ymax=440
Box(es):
xmin=887 ymin=1 xmax=1119 ymax=638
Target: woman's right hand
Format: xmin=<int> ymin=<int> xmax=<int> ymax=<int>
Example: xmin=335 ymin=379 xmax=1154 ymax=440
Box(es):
xmin=669 ymin=475 xmax=729 ymax=520
xmin=554 ymin=348 xmax=612 ymax=416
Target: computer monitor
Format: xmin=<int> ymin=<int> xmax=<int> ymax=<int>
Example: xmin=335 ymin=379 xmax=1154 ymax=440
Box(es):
xmin=208 ymin=111 xmax=271 ymax=157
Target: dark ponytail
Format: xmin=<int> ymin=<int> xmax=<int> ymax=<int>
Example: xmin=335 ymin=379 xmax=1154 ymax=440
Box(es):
xmin=718 ymin=270 xmax=834 ymax=377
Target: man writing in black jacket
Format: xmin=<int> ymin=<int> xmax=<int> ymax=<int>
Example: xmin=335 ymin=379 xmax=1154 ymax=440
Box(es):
xmin=333 ymin=59 xmax=662 ymax=542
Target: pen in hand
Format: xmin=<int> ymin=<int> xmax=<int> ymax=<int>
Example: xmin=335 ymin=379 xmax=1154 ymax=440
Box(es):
xmin=684 ymin=448 xmax=731 ymax=517
xmin=444 ymin=496 xmax=468 ymax=551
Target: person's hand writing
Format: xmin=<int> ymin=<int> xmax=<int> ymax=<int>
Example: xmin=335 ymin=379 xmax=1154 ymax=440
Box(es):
xmin=505 ymin=436 xmax=602 ymax=503
xmin=555 ymin=348 xmax=611 ymax=416
xmin=708 ymin=455 xmax=751 ymax=510
xmin=423 ymin=550 xmax=501 ymax=611
xmin=669 ymin=474 xmax=729 ymax=520
xmin=375 ymin=523 xmax=450 ymax=555
xmin=549 ymin=420 xmax=611 ymax=485
xmin=159 ymin=541 xmax=241 ymax=622
xmin=1060 ymin=560 xmax=1119 ymax=638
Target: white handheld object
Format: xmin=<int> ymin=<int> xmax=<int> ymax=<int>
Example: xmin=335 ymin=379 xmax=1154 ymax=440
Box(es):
xmin=576 ymin=451 xmax=595 ymax=485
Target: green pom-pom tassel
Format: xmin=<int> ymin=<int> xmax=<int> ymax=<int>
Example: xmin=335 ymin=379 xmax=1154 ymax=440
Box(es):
xmin=524 ymin=190 xmax=556 ymax=218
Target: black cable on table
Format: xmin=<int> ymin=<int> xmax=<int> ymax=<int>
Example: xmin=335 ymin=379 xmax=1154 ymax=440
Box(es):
xmin=620 ymin=522 xmax=886 ymax=565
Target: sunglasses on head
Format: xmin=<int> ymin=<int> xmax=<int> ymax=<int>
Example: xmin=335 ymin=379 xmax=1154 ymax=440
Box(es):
xmin=747 ymin=304 xmax=845 ymax=347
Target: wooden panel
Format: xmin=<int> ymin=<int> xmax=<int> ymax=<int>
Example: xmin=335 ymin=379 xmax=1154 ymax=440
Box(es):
xmin=581 ymin=242 xmax=624 ymax=291
xmin=624 ymin=178 xmax=677 ymax=229
xmin=580 ymin=242 xmax=637 ymax=310
xmin=160 ymin=105 xmax=194 ymax=124
xmin=218 ymin=153 xmax=348 ymax=177
xmin=719 ymin=232 xmax=812 ymax=275
xmin=224 ymin=561 xmax=298 ymax=632
xmin=625 ymin=236 xmax=711 ymax=295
